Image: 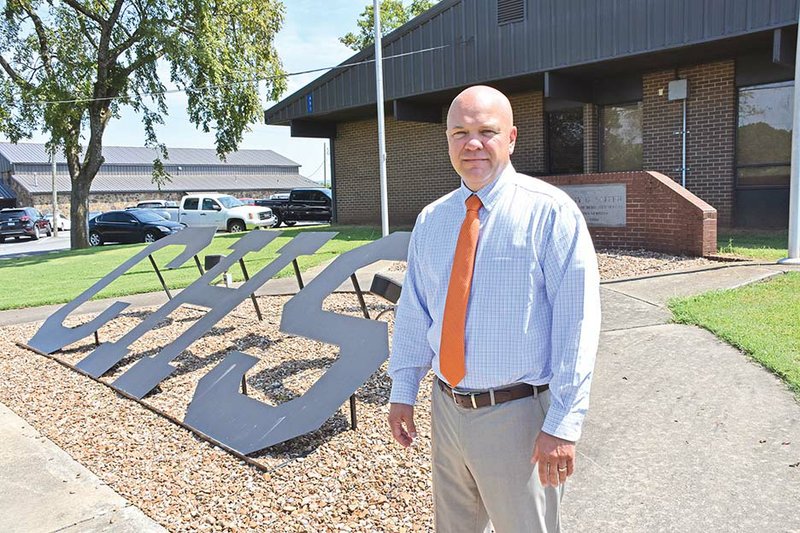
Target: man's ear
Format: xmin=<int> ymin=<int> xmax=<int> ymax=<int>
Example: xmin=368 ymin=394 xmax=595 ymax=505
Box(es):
xmin=509 ymin=126 xmax=518 ymax=154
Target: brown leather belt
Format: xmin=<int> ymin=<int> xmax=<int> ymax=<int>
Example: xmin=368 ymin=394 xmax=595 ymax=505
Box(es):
xmin=437 ymin=378 xmax=548 ymax=409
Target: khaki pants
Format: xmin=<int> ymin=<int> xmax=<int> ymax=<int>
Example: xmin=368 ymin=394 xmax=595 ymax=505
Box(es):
xmin=431 ymin=381 xmax=564 ymax=533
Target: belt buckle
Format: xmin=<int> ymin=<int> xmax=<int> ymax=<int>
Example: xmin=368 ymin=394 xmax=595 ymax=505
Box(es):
xmin=451 ymin=388 xmax=478 ymax=409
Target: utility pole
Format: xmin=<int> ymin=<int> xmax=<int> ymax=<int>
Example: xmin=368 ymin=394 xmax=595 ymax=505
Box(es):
xmin=51 ymin=151 xmax=58 ymax=237
xmin=780 ymin=8 xmax=800 ymax=263
xmin=374 ymin=0 xmax=389 ymax=237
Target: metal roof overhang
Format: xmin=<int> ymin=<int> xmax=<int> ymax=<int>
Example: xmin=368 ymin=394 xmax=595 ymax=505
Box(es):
xmin=266 ymin=25 xmax=792 ymax=134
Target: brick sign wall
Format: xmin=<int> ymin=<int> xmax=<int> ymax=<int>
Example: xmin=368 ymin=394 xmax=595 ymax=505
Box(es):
xmin=543 ymin=171 xmax=717 ymax=257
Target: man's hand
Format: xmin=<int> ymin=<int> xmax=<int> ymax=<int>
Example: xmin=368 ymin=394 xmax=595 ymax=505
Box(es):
xmin=531 ymin=431 xmax=576 ymax=487
xmin=388 ymin=403 xmax=417 ymax=447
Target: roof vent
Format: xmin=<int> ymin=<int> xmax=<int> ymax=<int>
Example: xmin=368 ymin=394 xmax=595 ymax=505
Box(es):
xmin=498 ymin=0 xmax=525 ymax=25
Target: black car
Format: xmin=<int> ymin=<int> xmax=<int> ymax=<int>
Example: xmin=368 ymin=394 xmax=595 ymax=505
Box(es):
xmin=0 ymin=207 xmax=52 ymax=242
xmin=88 ymin=209 xmax=183 ymax=246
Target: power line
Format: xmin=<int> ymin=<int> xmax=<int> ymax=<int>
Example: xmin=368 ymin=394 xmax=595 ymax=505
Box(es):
xmin=305 ymin=160 xmax=324 ymax=177
xmin=22 ymin=44 xmax=453 ymax=107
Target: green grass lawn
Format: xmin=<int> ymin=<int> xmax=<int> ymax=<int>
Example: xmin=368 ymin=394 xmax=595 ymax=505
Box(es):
xmin=717 ymin=229 xmax=788 ymax=261
xmin=669 ymin=272 xmax=800 ymax=396
xmin=0 ymin=225 xmax=383 ymax=310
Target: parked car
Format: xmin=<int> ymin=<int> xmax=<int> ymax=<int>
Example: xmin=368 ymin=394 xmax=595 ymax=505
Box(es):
xmin=178 ymin=193 xmax=276 ymax=232
xmin=238 ymin=197 xmax=257 ymax=206
xmin=44 ymin=212 xmax=71 ymax=231
xmin=0 ymin=207 xmax=52 ymax=242
xmin=269 ymin=192 xmax=290 ymax=201
xmin=88 ymin=210 xmax=102 ymax=220
xmin=88 ymin=209 xmax=183 ymax=246
xmin=255 ymin=188 xmax=332 ymax=227
xmin=135 ymin=200 xmax=178 ymax=208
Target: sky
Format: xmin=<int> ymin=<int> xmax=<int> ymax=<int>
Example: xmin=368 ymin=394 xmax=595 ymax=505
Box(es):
xmin=1 ymin=1 xmax=368 ymax=184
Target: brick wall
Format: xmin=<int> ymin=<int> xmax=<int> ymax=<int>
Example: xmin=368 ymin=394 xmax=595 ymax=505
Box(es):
xmin=642 ymin=60 xmax=736 ymax=226
xmin=334 ymin=61 xmax=735 ymax=235
xmin=334 ymin=90 xmax=544 ymax=226
xmin=509 ymin=91 xmax=545 ymax=175
xmin=334 ymin=110 xmax=455 ymax=227
xmin=542 ymin=171 xmax=717 ymax=256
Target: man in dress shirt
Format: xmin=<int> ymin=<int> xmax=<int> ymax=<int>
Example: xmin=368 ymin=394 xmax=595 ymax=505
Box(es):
xmin=387 ymin=85 xmax=601 ymax=532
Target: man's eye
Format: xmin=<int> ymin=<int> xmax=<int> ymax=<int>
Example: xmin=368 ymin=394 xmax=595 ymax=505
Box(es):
xmin=452 ymin=132 xmax=466 ymax=139
xmin=482 ymin=130 xmax=498 ymax=136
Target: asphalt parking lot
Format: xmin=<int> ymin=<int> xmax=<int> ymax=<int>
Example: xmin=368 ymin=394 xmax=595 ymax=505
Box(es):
xmin=0 ymin=233 xmax=71 ymax=260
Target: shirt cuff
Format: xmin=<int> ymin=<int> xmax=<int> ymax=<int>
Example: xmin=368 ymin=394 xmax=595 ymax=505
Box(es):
xmin=541 ymin=406 xmax=586 ymax=442
xmin=389 ymin=368 xmax=425 ymax=405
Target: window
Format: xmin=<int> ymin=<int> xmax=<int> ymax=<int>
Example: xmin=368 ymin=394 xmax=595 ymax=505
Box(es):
xmin=292 ymin=190 xmax=312 ymax=202
xmin=217 ymin=196 xmax=243 ymax=209
xmin=134 ymin=211 xmax=166 ymax=223
xmin=737 ymin=82 xmax=792 ymax=187
xmin=105 ymin=212 xmax=133 ymax=223
xmin=202 ymin=198 xmax=220 ymax=211
xmin=600 ymin=102 xmax=643 ymax=171
xmin=183 ymin=198 xmax=199 ymax=210
xmin=547 ymin=108 xmax=584 ymax=174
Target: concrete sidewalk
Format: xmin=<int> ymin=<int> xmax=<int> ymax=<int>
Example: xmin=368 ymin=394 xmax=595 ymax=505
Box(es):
xmin=565 ymin=262 xmax=800 ymax=532
xmin=1 ymin=261 xmax=799 ymax=531
xmin=0 ymin=403 xmax=165 ymax=532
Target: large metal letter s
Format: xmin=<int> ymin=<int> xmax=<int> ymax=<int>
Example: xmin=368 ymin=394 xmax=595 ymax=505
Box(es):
xmin=184 ymin=232 xmax=410 ymax=455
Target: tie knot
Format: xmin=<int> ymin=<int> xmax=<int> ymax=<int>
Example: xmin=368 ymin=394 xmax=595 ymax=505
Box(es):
xmin=465 ymin=194 xmax=482 ymax=212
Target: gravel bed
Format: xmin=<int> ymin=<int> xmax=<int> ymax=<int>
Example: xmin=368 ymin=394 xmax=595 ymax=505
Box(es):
xmin=388 ymin=248 xmax=717 ymax=280
xmin=0 ymin=251 xmax=718 ymax=531
xmin=1 ymin=295 xmax=433 ymax=532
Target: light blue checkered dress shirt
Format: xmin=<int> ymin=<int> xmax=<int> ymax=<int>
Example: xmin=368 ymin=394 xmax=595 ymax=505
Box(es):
xmin=388 ymin=164 xmax=601 ymax=441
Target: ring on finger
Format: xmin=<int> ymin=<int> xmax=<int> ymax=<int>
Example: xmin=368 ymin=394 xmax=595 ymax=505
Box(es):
xmin=557 ymin=465 xmax=567 ymax=472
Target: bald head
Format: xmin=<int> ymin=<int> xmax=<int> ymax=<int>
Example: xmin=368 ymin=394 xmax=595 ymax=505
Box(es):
xmin=447 ymin=86 xmax=514 ymax=131
xmin=445 ymin=86 xmax=517 ymax=191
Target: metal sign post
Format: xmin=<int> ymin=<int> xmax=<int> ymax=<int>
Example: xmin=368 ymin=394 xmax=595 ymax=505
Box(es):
xmin=51 ymin=151 xmax=58 ymax=237
xmin=374 ymin=0 xmax=390 ymax=237
xmin=780 ymin=9 xmax=800 ymax=263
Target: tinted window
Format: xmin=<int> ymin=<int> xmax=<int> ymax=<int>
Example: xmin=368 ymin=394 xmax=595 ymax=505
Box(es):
xmin=293 ymin=191 xmax=313 ymax=202
xmin=183 ymin=198 xmax=199 ymax=210
xmin=0 ymin=209 xmax=25 ymax=221
xmin=202 ymin=198 xmax=220 ymax=210
xmin=737 ymin=82 xmax=792 ymax=187
xmin=105 ymin=212 xmax=135 ymax=223
xmin=600 ymin=102 xmax=643 ymax=172
xmin=134 ymin=211 xmax=166 ymax=223
xmin=547 ymin=108 xmax=584 ymax=174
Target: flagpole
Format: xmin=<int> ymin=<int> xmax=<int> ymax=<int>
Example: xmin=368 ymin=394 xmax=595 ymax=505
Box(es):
xmin=779 ymin=9 xmax=800 ymax=263
xmin=374 ymin=0 xmax=390 ymax=237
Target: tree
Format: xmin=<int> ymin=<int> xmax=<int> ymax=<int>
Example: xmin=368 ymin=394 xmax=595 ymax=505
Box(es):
xmin=340 ymin=0 xmax=437 ymax=51
xmin=0 ymin=0 xmax=287 ymax=249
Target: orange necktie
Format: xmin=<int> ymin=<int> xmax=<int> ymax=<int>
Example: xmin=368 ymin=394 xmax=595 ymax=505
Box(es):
xmin=440 ymin=194 xmax=483 ymax=387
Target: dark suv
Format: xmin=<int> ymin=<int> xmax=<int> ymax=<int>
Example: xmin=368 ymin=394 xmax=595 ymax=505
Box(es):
xmin=0 ymin=207 xmax=52 ymax=242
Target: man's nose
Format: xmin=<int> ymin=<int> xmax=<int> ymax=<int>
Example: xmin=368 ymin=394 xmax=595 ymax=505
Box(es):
xmin=465 ymin=137 xmax=483 ymax=150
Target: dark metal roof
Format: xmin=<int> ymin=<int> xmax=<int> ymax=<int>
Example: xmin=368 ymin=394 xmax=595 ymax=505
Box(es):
xmin=0 ymin=181 xmax=16 ymax=200
xmin=13 ymin=172 xmax=320 ymax=194
xmin=265 ymin=0 xmax=800 ymax=125
xmin=0 ymin=142 xmax=299 ymax=167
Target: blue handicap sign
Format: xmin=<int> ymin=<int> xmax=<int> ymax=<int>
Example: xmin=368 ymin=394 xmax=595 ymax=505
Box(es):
xmin=306 ymin=94 xmax=313 ymax=113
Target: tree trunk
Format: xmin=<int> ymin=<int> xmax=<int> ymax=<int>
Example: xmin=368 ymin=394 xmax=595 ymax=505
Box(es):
xmin=70 ymin=175 xmax=91 ymax=249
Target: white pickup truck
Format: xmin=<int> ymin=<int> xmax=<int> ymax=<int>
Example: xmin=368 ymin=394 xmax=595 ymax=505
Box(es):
xmin=178 ymin=193 xmax=277 ymax=232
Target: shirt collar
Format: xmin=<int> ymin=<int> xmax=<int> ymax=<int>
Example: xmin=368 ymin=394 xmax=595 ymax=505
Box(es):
xmin=457 ymin=163 xmax=515 ymax=212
